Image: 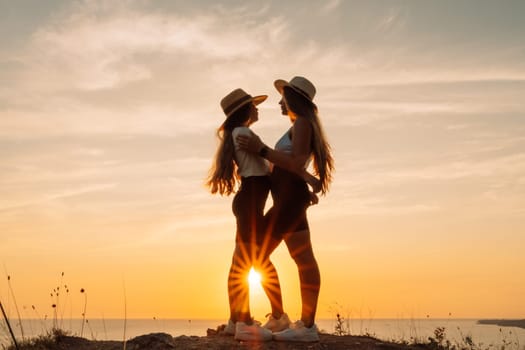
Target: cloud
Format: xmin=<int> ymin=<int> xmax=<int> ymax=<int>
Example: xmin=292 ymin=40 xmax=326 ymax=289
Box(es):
xmin=321 ymin=0 xmax=342 ymax=13
xmin=0 ymin=183 xmax=117 ymax=212
xmin=0 ymin=1 xmax=293 ymax=139
xmin=315 ymin=196 xmax=439 ymax=217
xmin=14 ymin=2 xmax=289 ymax=92
xmin=385 ymin=153 xmax=525 ymax=182
xmin=319 ymin=79 xmax=525 ymax=130
xmin=374 ymin=7 xmax=406 ymax=33
xmin=3 ymin=1 xmax=524 ymax=141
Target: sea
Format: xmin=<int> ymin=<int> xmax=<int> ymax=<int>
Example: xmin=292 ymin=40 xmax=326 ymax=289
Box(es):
xmin=1 ymin=318 xmax=524 ymax=349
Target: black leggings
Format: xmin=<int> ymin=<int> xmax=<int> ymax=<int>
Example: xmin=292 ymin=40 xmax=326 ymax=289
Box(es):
xmin=266 ymin=167 xmax=310 ymax=240
xmin=228 ymin=175 xmax=273 ymax=322
xmin=232 ymin=176 xmax=271 ymax=245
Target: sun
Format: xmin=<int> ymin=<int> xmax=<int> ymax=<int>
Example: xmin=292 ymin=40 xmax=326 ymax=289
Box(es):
xmin=248 ymin=267 xmax=262 ymax=288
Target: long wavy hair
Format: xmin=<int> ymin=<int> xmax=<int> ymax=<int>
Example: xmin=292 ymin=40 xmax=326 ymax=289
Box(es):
xmin=206 ymin=103 xmax=252 ymax=195
xmin=283 ymin=86 xmax=334 ymax=194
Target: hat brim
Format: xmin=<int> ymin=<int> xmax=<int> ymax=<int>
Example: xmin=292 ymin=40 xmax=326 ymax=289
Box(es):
xmin=252 ymin=95 xmax=267 ymax=106
xmin=273 ymin=79 xmax=288 ymax=95
xmin=274 ymin=79 xmax=312 ymax=101
xmin=225 ymin=94 xmax=267 ymax=117
xmin=220 ymin=94 xmax=268 ymax=130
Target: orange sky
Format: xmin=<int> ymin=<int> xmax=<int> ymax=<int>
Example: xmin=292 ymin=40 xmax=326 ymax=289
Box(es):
xmin=1 ymin=0 xmax=524 ymax=322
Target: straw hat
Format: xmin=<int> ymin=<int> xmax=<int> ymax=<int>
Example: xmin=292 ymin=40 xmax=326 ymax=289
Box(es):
xmin=274 ymin=76 xmax=316 ymax=101
xmin=221 ymin=88 xmax=267 ymax=118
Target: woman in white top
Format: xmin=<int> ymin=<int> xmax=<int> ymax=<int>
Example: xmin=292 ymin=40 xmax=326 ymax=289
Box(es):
xmin=206 ymin=88 xmax=276 ymax=342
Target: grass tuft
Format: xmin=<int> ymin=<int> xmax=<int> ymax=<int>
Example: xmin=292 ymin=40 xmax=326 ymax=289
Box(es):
xmin=5 ymin=328 xmax=69 ymax=350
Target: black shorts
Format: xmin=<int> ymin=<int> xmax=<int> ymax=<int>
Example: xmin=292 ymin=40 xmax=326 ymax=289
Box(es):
xmin=265 ymin=167 xmax=310 ymax=240
xmin=232 ymin=176 xmax=271 ymax=245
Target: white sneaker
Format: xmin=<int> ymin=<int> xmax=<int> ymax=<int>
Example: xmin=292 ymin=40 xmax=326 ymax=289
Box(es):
xmin=262 ymin=313 xmax=291 ymax=332
xmin=222 ymin=319 xmax=235 ymax=336
xmin=273 ymin=320 xmax=319 ymax=342
xmin=234 ymin=321 xmax=273 ymax=342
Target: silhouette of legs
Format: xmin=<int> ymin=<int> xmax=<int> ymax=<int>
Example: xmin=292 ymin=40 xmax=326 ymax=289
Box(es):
xmin=227 ymin=242 xmax=252 ymax=323
xmin=255 ymin=236 xmax=284 ymax=318
xmin=283 ymin=229 xmax=320 ymax=327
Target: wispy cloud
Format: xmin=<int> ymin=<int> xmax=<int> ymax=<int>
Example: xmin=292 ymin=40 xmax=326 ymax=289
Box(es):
xmin=16 ymin=2 xmax=290 ymax=91
xmin=0 ymin=2 xmax=291 ymax=139
xmin=321 ymin=0 xmax=342 ymax=14
xmin=320 ymin=79 xmax=525 ymax=129
xmin=374 ymin=7 xmax=406 ymax=33
xmin=0 ymin=183 xmax=117 ymax=212
xmin=3 ymin=1 xmax=524 ymax=141
xmin=386 ymin=153 xmax=525 ymax=182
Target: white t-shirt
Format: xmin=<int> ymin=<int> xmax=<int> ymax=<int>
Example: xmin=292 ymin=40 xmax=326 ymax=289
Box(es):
xmin=232 ymin=126 xmax=270 ymax=177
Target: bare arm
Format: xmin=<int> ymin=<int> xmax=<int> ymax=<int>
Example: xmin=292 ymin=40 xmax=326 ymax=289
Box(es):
xmin=303 ymin=170 xmax=322 ymax=193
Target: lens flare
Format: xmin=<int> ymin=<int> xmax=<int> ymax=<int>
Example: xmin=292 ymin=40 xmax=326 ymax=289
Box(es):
xmin=248 ymin=267 xmax=262 ymax=287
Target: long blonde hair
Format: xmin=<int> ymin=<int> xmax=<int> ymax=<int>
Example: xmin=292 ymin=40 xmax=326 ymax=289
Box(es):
xmin=206 ymin=103 xmax=251 ymax=195
xmin=283 ymin=86 xmax=334 ymax=194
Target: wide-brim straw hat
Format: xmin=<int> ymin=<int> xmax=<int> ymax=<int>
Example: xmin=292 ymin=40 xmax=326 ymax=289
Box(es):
xmin=274 ymin=76 xmax=316 ymax=102
xmin=220 ymin=88 xmax=267 ymax=129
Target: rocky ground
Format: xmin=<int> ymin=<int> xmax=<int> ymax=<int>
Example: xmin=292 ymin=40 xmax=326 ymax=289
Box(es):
xmin=8 ymin=327 xmax=430 ymax=350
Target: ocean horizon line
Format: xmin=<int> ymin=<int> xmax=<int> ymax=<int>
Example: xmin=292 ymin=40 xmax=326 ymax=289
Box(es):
xmin=11 ymin=317 xmax=522 ymax=321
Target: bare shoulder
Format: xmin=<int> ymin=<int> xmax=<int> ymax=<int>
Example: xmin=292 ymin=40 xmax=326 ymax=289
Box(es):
xmin=292 ymin=117 xmax=312 ymax=140
xmin=232 ymin=126 xmax=251 ymax=137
